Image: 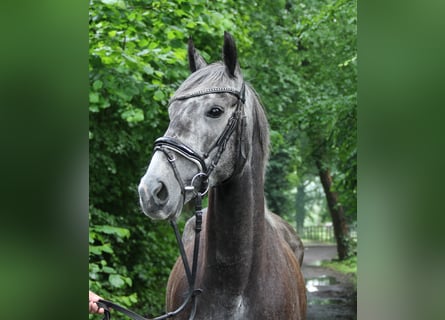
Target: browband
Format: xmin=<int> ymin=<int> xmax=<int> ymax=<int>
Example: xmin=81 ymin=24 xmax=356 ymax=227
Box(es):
xmin=170 ymin=86 xmax=245 ymax=104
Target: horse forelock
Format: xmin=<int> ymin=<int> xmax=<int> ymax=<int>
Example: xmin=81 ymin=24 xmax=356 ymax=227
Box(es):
xmin=172 ymin=62 xmax=241 ymax=100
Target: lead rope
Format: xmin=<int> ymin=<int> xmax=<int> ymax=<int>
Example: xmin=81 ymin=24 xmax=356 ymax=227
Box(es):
xmin=96 ymin=193 xmax=204 ymax=320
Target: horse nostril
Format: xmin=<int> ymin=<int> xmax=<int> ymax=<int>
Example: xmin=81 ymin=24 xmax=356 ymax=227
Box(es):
xmin=153 ymin=181 xmax=168 ymax=205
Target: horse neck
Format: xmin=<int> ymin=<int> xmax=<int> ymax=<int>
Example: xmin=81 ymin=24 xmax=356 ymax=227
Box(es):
xmin=203 ymin=121 xmax=266 ymax=294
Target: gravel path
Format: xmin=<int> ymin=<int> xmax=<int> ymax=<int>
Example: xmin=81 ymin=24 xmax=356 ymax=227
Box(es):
xmin=302 ymin=244 xmax=357 ymax=320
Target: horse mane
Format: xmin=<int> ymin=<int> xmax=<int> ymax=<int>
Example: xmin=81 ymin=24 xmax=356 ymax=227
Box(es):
xmin=171 ymin=61 xmax=270 ymax=177
xmin=246 ymin=84 xmax=270 ymax=176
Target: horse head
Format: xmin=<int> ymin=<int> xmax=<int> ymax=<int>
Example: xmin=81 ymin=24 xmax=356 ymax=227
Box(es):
xmin=138 ymin=32 xmax=257 ymax=220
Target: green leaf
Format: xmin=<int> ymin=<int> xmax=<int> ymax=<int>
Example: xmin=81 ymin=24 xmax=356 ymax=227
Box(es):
xmin=100 ymin=99 xmax=110 ymax=109
xmin=153 ymin=90 xmax=165 ymax=102
xmin=124 ymin=276 xmax=133 ymax=286
xmin=172 ymin=48 xmax=186 ymax=61
xmin=93 ymin=80 xmax=103 ymax=90
xmin=92 ymin=225 xmax=130 ymax=239
xmin=122 ymin=53 xmax=138 ymax=64
xmin=101 ymin=0 xmax=126 ymax=9
xmin=102 ymin=266 xmax=116 ymax=274
xmin=166 ymin=30 xmax=176 ymax=40
xmin=186 ymin=21 xmax=197 ymax=28
xmin=90 ymin=104 xmax=99 ymax=113
xmin=121 ymin=108 xmax=144 ymax=123
xmin=89 ymin=244 xmax=113 ymax=255
xmin=143 ymin=65 xmax=154 ymax=75
xmin=109 ymin=274 xmax=125 ymax=288
xmin=89 ymin=92 xmax=100 ymax=103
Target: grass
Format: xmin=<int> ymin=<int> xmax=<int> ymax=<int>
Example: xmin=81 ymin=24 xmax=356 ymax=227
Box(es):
xmin=322 ymin=255 xmax=357 ymax=286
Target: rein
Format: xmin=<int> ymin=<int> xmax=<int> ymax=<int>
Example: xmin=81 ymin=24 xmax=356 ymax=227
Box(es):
xmin=97 ymin=195 xmax=203 ymax=320
xmin=96 ymin=83 xmax=246 ymax=320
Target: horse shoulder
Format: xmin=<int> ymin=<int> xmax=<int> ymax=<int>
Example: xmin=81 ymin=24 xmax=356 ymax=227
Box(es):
xmin=265 ymin=209 xmax=305 ymax=265
xmin=259 ymin=223 xmax=307 ymax=319
xmin=281 ymin=238 xmax=307 ymax=319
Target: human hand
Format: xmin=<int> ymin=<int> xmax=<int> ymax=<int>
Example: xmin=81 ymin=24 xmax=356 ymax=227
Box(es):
xmin=89 ymin=291 xmax=105 ymax=314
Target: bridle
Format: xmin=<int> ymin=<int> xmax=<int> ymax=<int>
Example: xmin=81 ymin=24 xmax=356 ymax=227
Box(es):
xmin=154 ymin=81 xmax=246 ymax=201
xmin=96 ymin=82 xmax=247 ymax=320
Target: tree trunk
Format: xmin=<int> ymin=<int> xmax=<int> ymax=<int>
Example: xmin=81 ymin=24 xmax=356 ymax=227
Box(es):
xmin=316 ymin=160 xmax=350 ymax=260
xmin=295 ymin=183 xmax=306 ymax=235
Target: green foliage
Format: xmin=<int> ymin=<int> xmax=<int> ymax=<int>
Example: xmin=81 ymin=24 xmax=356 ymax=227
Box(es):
xmin=89 ymin=207 xmax=137 ymax=309
xmin=89 ymin=0 xmax=252 ymax=315
xmin=90 ymin=0 xmax=356 ymax=312
xmin=243 ymin=0 xmax=357 ymax=224
xmin=265 ymin=130 xmax=299 ymax=217
xmin=292 ymin=0 xmax=357 ymax=220
xmin=299 ymin=0 xmax=357 ymax=221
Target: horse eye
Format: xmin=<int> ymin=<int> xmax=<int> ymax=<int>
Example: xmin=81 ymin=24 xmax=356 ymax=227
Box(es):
xmin=206 ymin=106 xmax=224 ymax=118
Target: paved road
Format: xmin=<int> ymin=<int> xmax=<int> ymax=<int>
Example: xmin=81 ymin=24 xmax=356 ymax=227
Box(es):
xmin=302 ymin=244 xmax=357 ymax=320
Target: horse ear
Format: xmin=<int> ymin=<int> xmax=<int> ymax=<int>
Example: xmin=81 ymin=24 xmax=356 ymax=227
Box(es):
xmin=188 ymin=37 xmax=207 ymax=73
xmin=222 ymin=31 xmax=238 ymax=78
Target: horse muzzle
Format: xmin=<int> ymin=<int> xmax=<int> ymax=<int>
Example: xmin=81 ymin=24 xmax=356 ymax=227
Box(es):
xmin=138 ymin=153 xmax=184 ymax=220
xmin=138 ymin=179 xmax=169 ymax=220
